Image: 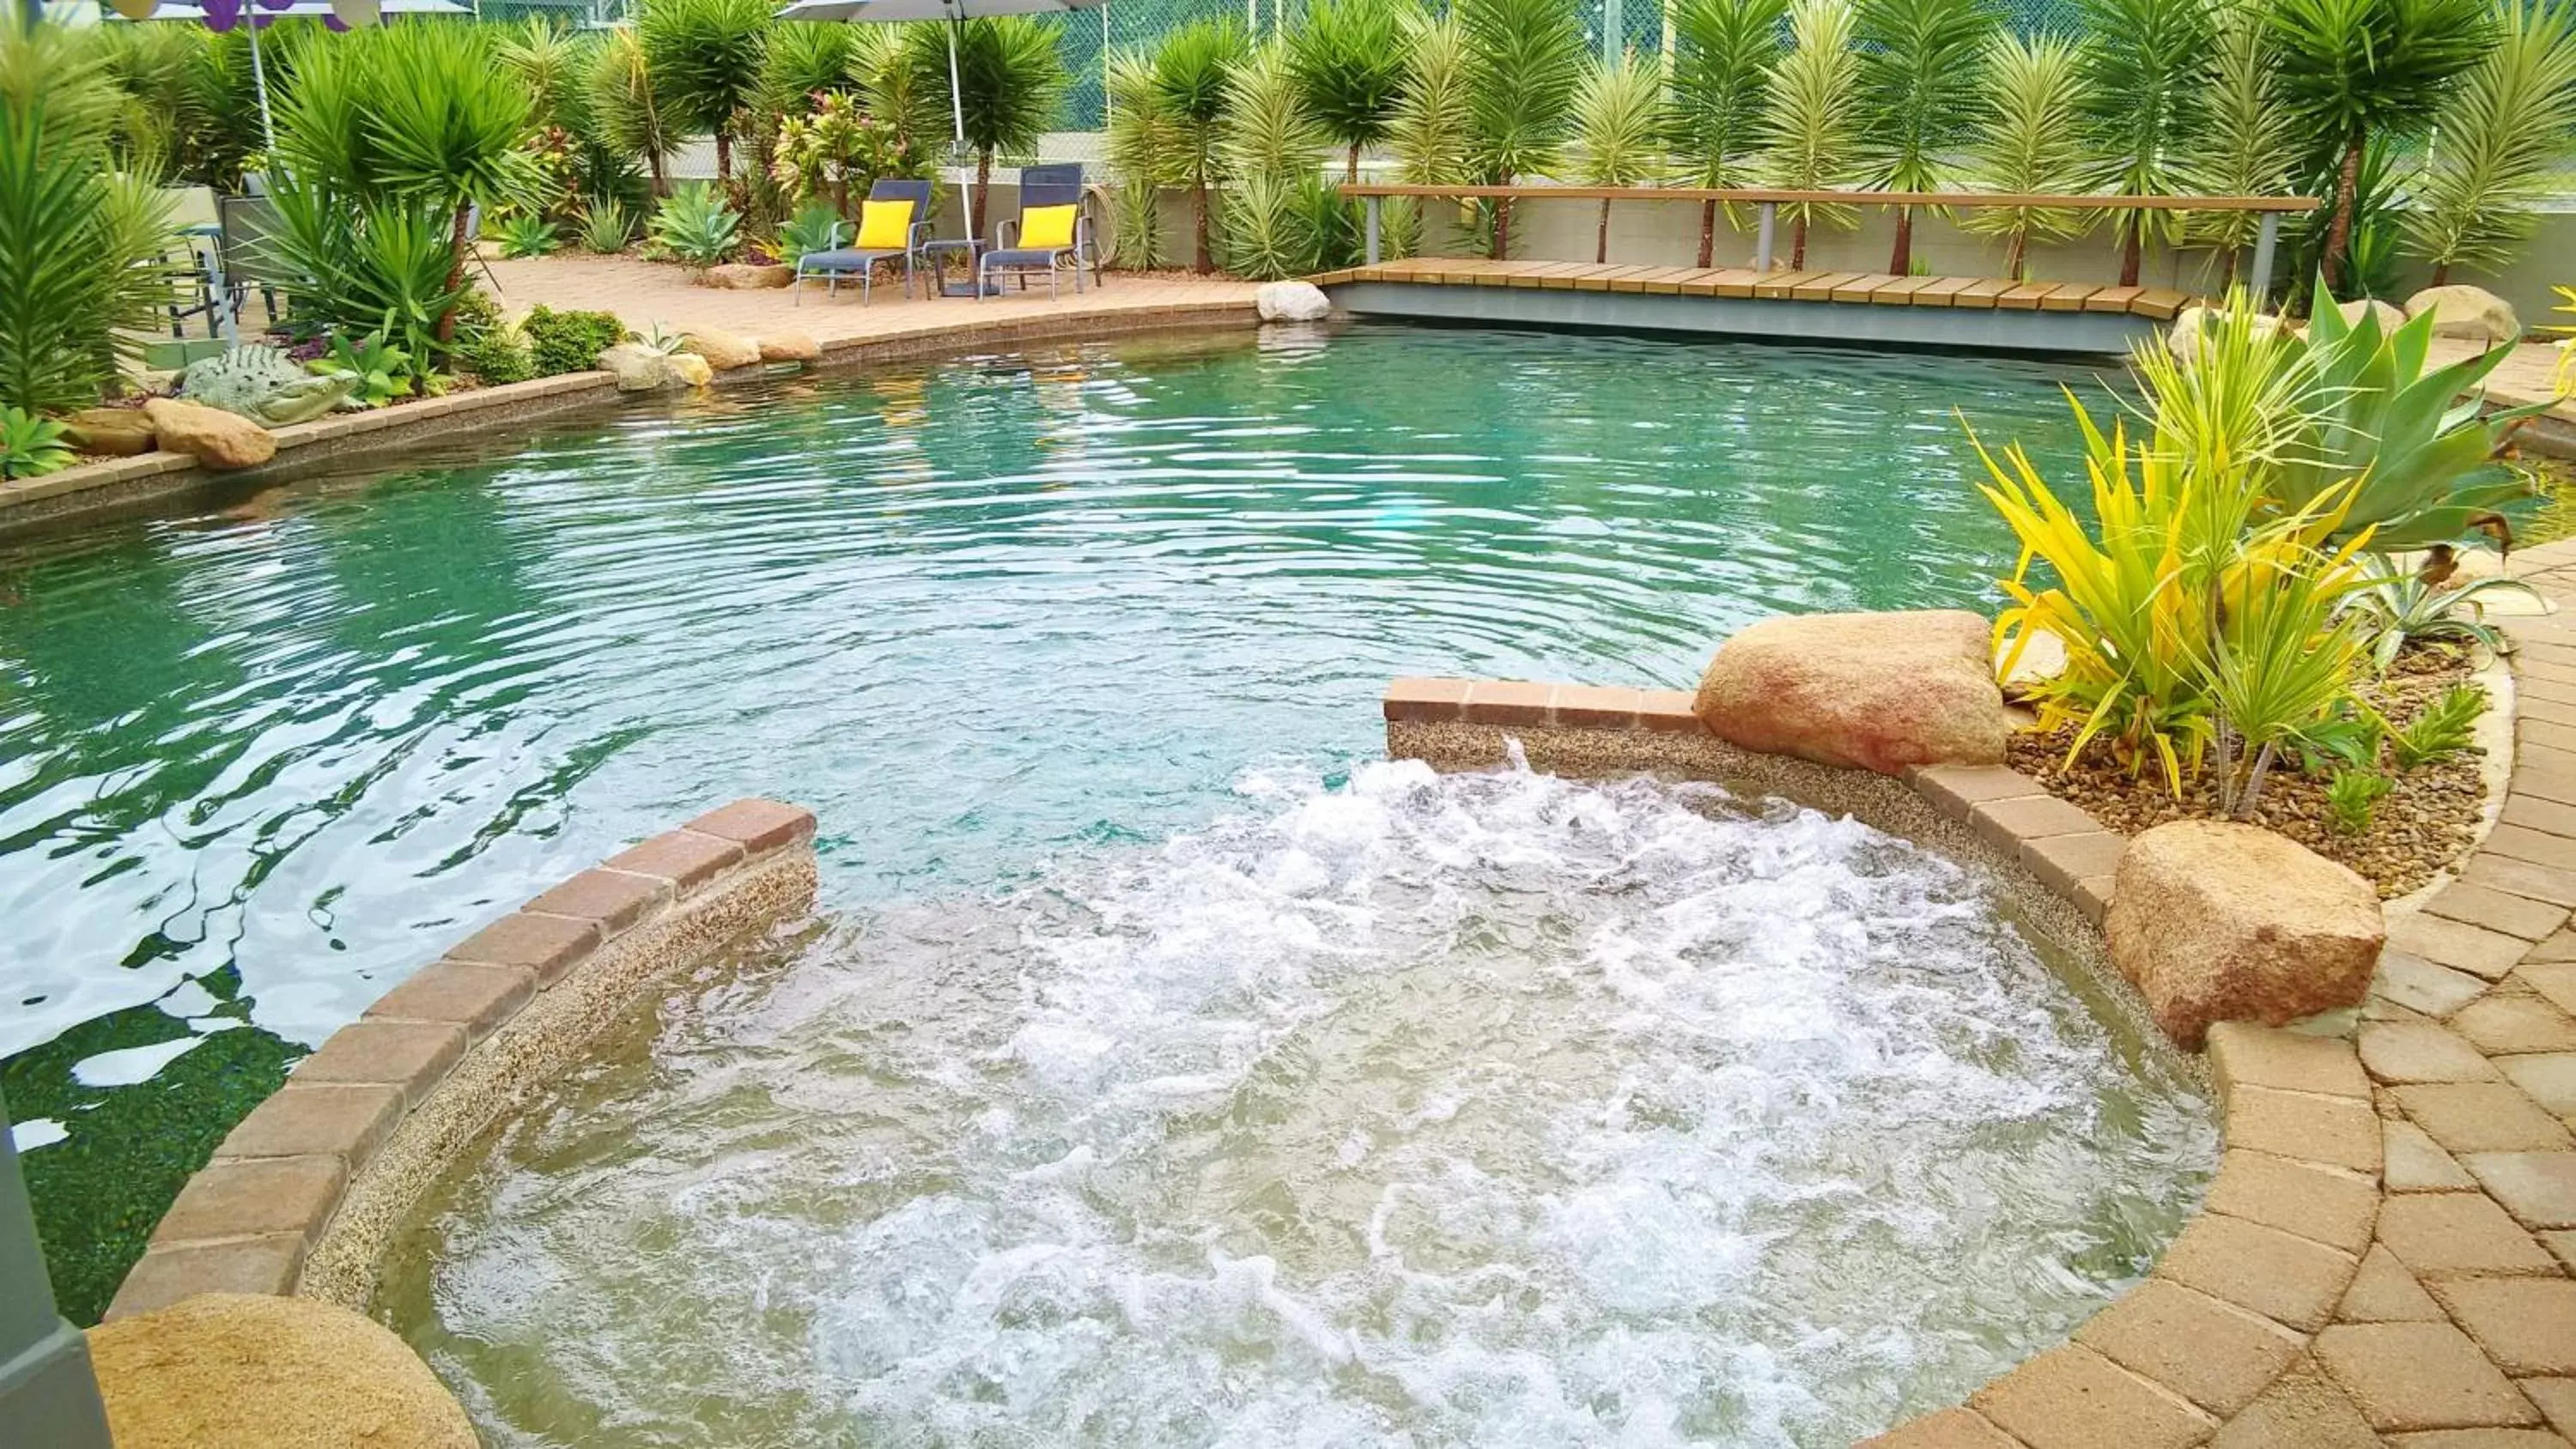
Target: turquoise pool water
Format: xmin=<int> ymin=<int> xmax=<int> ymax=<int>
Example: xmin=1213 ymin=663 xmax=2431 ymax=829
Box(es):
xmin=0 ymin=322 xmax=2117 ymax=1323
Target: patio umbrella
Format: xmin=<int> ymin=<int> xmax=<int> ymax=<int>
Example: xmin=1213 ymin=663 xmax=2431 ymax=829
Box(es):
xmin=108 ymin=0 xmax=472 ymax=152
xmin=771 ymin=0 xmax=1103 ymax=244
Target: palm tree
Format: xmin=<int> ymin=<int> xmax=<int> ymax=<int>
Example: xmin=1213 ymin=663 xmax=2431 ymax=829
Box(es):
xmin=2076 ymin=0 xmax=2215 ymax=287
xmin=1460 ymin=0 xmax=1587 ymax=258
xmin=1384 ymin=10 xmax=1474 ymax=257
xmin=1220 ymin=41 xmax=1331 ymax=278
xmin=2403 ymin=0 xmax=2576 ymax=284
xmin=1153 ymin=17 xmax=1251 ymax=273
xmin=588 ymin=27 xmax=675 ymax=197
xmin=1668 ymin=0 xmax=1788 ymax=267
xmin=2187 ymin=0 xmax=2297 ymax=290
xmin=498 ymin=19 xmax=587 ymax=134
xmin=1286 ymin=0 xmax=1414 ymax=184
xmin=762 ymin=21 xmax=860 ymax=114
xmin=2268 ymin=0 xmax=2495 ymax=290
xmin=1959 ymin=33 xmax=2091 ymax=278
xmin=1571 ymin=52 xmax=1667 ymax=262
xmin=1759 ymin=0 xmax=1865 ymax=269
xmin=1856 ymin=0 xmax=1997 ymax=274
xmin=908 ymin=16 xmax=1066 ymax=235
xmin=1106 ymin=48 xmax=1182 ymax=270
xmin=638 ymin=0 xmax=772 ymax=191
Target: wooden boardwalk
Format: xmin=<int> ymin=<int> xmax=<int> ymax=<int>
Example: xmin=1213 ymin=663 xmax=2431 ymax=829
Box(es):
xmin=1309 ymin=257 xmax=2194 ymax=321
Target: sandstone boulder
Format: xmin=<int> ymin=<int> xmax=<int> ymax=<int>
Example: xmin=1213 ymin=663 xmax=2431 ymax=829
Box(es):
xmin=142 ymin=397 xmax=274 ymax=470
xmin=598 ymin=342 xmax=672 ymax=392
xmin=1256 ymin=279 xmax=1332 ymax=323
xmin=666 ymin=351 xmax=714 ymax=387
xmin=2105 ymin=821 xmax=2384 ymax=1048
xmin=757 ymin=330 xmax=822 ymax=363
xmin=680 ymin=329 xmax=762 ymax=371
xmin=2403 ymin=284 xmax=2519 ymax=345
xmin=2335 ymin=297 xmax=2404 ymax=336
xmin=63 ymin=406 xmax=155 ymax=456
xmin=2166 ymin=304 xmax=2292 ymax=362
xmin=704 ymin=262 xmax=795 ymax=290
xmin=88 ymin=1293 xmax=477 ymax=1449
xmin=1692 ymin=609 xmax=2007 ymax=774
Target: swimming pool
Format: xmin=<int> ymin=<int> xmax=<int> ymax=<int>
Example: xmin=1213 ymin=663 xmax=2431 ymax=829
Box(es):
xmin=1 ymin=321 xmax=2131 ymax=1325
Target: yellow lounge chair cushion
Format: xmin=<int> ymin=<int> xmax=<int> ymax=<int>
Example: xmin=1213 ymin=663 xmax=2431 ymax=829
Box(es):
xmin=854 ymin=198 xmax=914 ymax=250
xmin=1020 ymin=203 xmax=1077 ymax=251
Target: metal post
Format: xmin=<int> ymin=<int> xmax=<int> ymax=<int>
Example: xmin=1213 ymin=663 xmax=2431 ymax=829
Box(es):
xmin=2250 ymin=211 xmax=2281 ymax=301
xmin=246 ymin=19 xmax=277 ymax=155
xmin=0 ymin=1091 xmax=116 ymax=1449
xmin=1603 ymin=0 xmax=1621 ymax=59
xmin=1754 ymin=202 xmax=1775 ymax=273
xmin=1365 ymin=194 xmax=1381 ymax=265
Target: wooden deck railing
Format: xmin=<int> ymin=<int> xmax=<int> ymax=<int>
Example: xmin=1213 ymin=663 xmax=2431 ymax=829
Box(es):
xmin=1335 ymin=185 xmax=2323 ymax=295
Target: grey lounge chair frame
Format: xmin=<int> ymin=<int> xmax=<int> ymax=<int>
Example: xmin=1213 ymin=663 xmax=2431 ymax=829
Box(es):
xmin=976 ymin=165 xmax=1103 ymax=301
xmin=793 ymin=179 xmax=936 ymax=304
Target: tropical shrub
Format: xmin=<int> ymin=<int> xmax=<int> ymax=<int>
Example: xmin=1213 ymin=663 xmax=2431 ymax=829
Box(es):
xmin=1105 ymin=50 xmax=1182 ymax=270
xmin=646 ymin=182 xmax=741 ymax=269
xmin=639 ymin=0 xmax=773 ymax=187
xmin=1571 ymin=53 xmax=1668 ymax=263
xmin=1154 ymin=18 xmax=1253 ymax=273
xmin=1855 ymin=0 xmax=1997 ymax=274
xmin=258 ymin=182 xmax=465 ymax=369
xmin=2403 ymin=0 xmax=2576 ymax=285
xmin=494 ymin=212 xmax=562 ymax=259
xmin=1668 ymin=0 xmax=1787 ymax=266
xmin=310 ymin=330 xmax=414 ymax=407
xmin=777 ymin=198 xmax=846 ymax=259
xmin=449 ymin=312 xmax=536 ymax=385
xmin=0 ymin=405 xmax=73 ymax=479
xmin=2076 ymin=0 xmax=2215 ymax=286
xmin=1218 ymin=43 xmax=1333 ymax=282
xmin=1460 ymin=0 xmax=1587 ymax=258
xmin=1287 ymin=0 xmax=1415 ymax=184
xmin=586 ymin=27 xmax=675 ymax=197
xmin=2324 ymin=768 xmax=2391 ymax=833
xmin=760 ymin=20 xmax=858 ymax=113
xmin=521 ymin=305 xmax=627 ymax=376
xmin=2346 ymin=558 xmax=2531 ymax=670
xmin=2189 ymin=0 xmax=2299 ymax=291
xmin=1759 ymin=0 xmax=1866 ymax=268
xmin=1959 ymin=34 xmax=2092 ymax=278
xmin=1383 ymin=11 xmax=1475 ymax=256
xmin=771 ymin=90 xmax=911 ymax=218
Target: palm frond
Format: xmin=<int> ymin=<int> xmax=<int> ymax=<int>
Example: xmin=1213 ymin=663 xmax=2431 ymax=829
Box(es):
xmin=1668 ymin=0 xmax=1789 ymax=189
xmin=2403 ymin=0 xmax=2576 ymax=276
xmin=1759 ymin=0 xmax=1866 ymax=242
xmin=2185 ymin=0 xmax=2298 ymax=254
xmin=1958 ymin=33 xmax=2093 ymax=270
xmin=1286 ymin=0 xmax=1415 ymax=179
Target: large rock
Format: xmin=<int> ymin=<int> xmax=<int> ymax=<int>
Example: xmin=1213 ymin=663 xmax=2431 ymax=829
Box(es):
xmin=1256 ymin=279 xmax=1332 ymax=323
xmin=666 ymin=351 xmax=714 ymax=387
xmin=2105 ymin=821 xmax=2385 ymax=1048
xmin=62 ymin=406 xmax=155 ymax=456
xmin=142 ymin=397 xmax=274 ymax=470
xmin=88 ymin=1293 xmax=477 ymax=1449
xmin=680 ymin=328 xmax=762 ymax=371
xmin=1692 ymin=609 xmax=2008 ymax=774
xmin=598 ymin=342 xmax=673 ymax=392
xmin=704 ymin=262 xmax=795 ymax=290
xmin=2166 ymin=304 xmax=2292 ymax=362
xmin=2403 ymin=284 xmax=2519 ymax=345
xmin=757 ymin=330 xmax=822 ymax=363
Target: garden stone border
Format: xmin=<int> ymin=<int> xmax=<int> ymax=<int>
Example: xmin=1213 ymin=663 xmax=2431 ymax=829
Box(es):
xmin=100 ymin=798 xmax=821 ymax=1322
xmin=1384 ymin=661 xmax=2576 ymax=1446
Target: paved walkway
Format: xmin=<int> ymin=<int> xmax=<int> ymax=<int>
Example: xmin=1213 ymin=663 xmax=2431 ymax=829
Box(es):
xmin=477 ymin=254 xmax=1261 ymax=350
xmin=2427 ymin=336 xmax=2572 ymax=429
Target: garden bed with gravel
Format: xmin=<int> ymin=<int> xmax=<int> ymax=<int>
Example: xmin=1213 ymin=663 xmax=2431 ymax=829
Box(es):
xmin=2006 ymin=644 xmax=2490 ymax=899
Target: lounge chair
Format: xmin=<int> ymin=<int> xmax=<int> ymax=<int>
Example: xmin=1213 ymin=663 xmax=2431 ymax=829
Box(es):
xmin=976 ymin=165 xmax=1100 ymax=301
xmin=793 ymin=178 xmax=934 ymax=304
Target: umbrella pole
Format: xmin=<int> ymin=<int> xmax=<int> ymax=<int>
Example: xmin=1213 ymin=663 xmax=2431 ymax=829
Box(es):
xmin=945 ymin=14 xmax=972 ymax=245
xmin=246 ymin=19 xmax=277 ymax=154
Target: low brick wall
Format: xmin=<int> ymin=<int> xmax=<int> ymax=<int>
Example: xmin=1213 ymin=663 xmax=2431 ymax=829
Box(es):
xmin=1383 ymin=675 xmax=2390 ymax=1447
xmin=103 ymin=798 xmax=820 ymax=1321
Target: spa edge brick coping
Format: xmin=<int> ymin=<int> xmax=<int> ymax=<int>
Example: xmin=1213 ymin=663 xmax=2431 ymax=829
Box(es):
xmin=1383 ymin=586 xmax=2576 ymax=1447
xmin=101 ymin=797 xmax=818 ymax=1324
xmin=0 ymin=297 xmax=1258 ymax=528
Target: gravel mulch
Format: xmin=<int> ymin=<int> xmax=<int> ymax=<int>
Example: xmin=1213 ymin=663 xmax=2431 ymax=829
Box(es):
xmin=2005 ymin=644 xmax=2491 ymax=900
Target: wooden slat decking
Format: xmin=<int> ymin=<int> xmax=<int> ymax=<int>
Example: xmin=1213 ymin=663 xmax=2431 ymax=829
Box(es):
xmin=1312 ymin=260 xmax=2194 ymax=324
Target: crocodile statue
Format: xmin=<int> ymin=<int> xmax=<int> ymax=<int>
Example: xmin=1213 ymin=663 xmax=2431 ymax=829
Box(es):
xmin=177 ymin=346 xmax=358 ymax=427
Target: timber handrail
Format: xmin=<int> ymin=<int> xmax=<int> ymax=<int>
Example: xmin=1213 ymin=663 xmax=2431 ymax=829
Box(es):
xmin=1334 ymin=183 xmax=2321 ymax=212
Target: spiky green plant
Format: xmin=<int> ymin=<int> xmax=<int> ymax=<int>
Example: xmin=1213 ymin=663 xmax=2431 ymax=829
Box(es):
xmin=1855 ymin=0 xmax=1998 ymax=274
xmin=2404 ymin=0 xmax=2576 ymax=284
xmin=906 ymin=15 xmax=1066 ymax=236
xmin=639 ymin=0 xmax=772 ymax=188
xmin=2269 ymin=0 xmax=2496 ymax=291
xmin=1218 ymin=41 xmax=1330 ymax=279
xmin=1460 ymin=0 xmax=1587 ymax=258
xmin=762 ymin=21 xmax=859 ymax=114
xmin=582 ymin=196 xmax=637 ymax=252
xmin=1759 ymin=0 xmax=1865 ymax=269
xmin=1287 ymin=0 xmax=1414 ymax=183
xmin=645 ymin=180 xmax=739 ymax=270
xmin=0 ymin=406 xmax=71 ymax=479
xmin=1383 ymin=10 xmax=1473 ymax=256
xmin=2076 ymin=0 xmax=2215 ymax=286
xmin=499 ymin=19 xmax=586 ymax=132
xmin=2324 ymin=768 xmax=2391 ymax=833
xmin=493 ymin=211 xmax=561 ymax=259
xmin=1570 ymin=52 xmax=1668 ymax=264
xmin=1668 ymin=0 xmax=1788 ymax=265
xmin=1105 ymin=49 xmax=1182 ymax=270
xmin=587 ymin=27 xmax=674 ymax=197
xmin=1 ymin=15 xmax=184 ymax=415
xmin=2346 ymin=556 xmax=2532 ymax=670
xmin=1959 ymin=33 xmax=2092 ymax=277
xmin=2187 ymin=0 xmax=2299 ymax=290
xmin=2391 ymin=682 xmax=2485 ymax=767
xmin=1154 ymin=18 xmax=1254 ymax=273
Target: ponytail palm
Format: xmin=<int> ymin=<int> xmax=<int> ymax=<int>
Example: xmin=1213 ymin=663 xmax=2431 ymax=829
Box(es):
xmin=1105 ymin=49 xmax=1182 ymax=269
xmin=1668 ymin=0 xmax=1787 ymax=265
xmin=1384 ymin=10 xmax=1474 ymax=257
xmin=1856 ymin=0 xmax=1998 ymax=274
xmin=1286 ymin=0 xmax=1414 ymax=183
xmin=1153 ymin=18 xmax=1253 ymax=272
xmin=2403 ymin=0 xmax=2576 ymax=283
xmin=2187 ymin=0 xmax=2298 ymax=288
xmin=1960 ymin=33 xmax=2091 ymax=277
xmin=1759 ymin=0 xmax=1865 ymax=269
xmin=639 ymin=0 xmax=772 ymax=188
xmin=1571 ymin=52 xmax=1668 ymax=262
xmin=2268 ymin=0 xmax=2495 ymax=291
xmin=2077 ymin=0 xmax=2215 ymax=286
xmin=1460 ymin=0 xmax=1587 ymax=258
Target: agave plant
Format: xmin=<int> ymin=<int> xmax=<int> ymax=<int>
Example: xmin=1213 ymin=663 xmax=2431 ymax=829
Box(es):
xmin=493 ymin=212 xmax=561 ymax=260
xmin=1105 ymin=49 xmax=1182 ymax=270
xmin=2404 ymin=0 xmax=2576 ymax=284
xmin=776 ymin=198 xmax=845 ymax=259
xmin=1460 ymin=0 xmax=1587 ymax=258
xmin=1959 ymin=34 xmax=2091 ymax=278
xmin=2268 ymin=0 xmax=2496 ymax=291
xmin=2076 ymin=0 xmax=2216 ymax=286
xmin=2187 ymin=0 xmax=2299 ymax=292
xmin=639 ymin=0 xmax=773 ymax=189
xmin=1855 ymin=0 xmax=1997 ymax=275
xmin=0 ymin=406 xmax=73 ymax=480
xmin=1154 ymin=18 xmax=1254 ymax=273
xmin=1570 ymin=52 xmax=1668 ymax=264
xmin=1759 ymin=0 xmax=1865 ymax=269
xmin=582 ymin=196 xmax=636 ymax=252
xmin=1667 ymin=0 xmax=1786 ymax=268
xmin=1287 ymin=0 xmax=1415 ymax=183
xmin=2345 ymin=556 xmax=2533 ymax=670
xmin=646 ymin=181 xmax=741 ymax=270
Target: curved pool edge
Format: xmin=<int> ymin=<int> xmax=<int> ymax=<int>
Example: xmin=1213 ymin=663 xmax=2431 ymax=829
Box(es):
xmin=100 ymin=799 xmax=821 ymax=1322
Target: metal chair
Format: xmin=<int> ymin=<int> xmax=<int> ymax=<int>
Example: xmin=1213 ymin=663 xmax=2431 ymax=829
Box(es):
xmin=792 ymin=178 xmax=935 ymax=304
xmin=976 ymin=165 xmax=1100 ymax=301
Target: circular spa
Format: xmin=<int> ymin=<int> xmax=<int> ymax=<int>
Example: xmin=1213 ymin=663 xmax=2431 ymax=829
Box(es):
xmin=1 ymin=321 xmax=2215 ymax=1445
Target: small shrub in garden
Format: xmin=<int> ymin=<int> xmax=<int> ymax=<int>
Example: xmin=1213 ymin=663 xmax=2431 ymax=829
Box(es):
xmin=521 ymin=306 xmax=629 ymax=376
xmin=2392 ymin=684 xmax=2485 ymax=769
xmin=0 ymin=407 xmax=74 ymax=479
xmin=644 ymin=182 xmax=740 ymax=270
xmin=309 ymin=330 xmax=415 ymax=407
xmin=2324 ymin=769 xmax=2392 ymax=835
xmin=582 ymin=197 xmax=637 ymax=254
xmin=494 ymin=213 xmax=562 ymax=259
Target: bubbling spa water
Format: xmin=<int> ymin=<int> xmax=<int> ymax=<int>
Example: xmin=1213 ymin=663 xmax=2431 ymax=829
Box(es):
xmin=388 ymin=758 xmax=2212 ymax=1447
